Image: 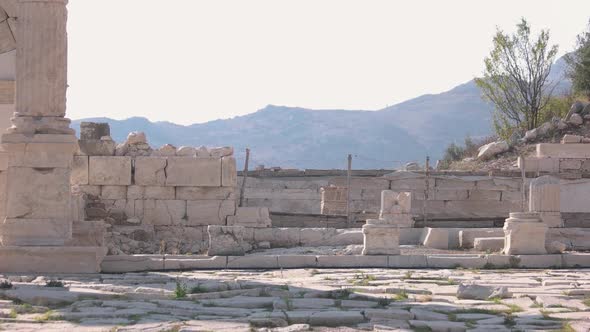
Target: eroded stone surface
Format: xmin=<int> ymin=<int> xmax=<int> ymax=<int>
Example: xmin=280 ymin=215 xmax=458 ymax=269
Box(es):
xmin=0 ymin=268 xmax=586 ymax=331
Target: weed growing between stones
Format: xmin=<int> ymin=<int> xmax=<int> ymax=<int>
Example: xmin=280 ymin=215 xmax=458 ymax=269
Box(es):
xmin=0 ymin=279 xmax=13 ymax=289
xmin=174 ymin=280 xmax=188 ymax=299
xmin=45 ymin=280 xmax=65 ymax=288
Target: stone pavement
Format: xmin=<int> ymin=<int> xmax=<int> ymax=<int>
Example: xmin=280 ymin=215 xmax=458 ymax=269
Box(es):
xmin=0 ymin=268 xmax=588 ymax=331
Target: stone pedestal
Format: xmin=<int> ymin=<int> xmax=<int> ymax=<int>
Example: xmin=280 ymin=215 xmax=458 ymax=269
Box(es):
xmin=529 ymin=176 xmax=562 ymax=227
xmin=362 ymin=219 xmax=400 ymax=255
xmin=503 ymin=212 xmax=548 ymax=255
xmin=0 ymin=0 xmax=106 ymax=273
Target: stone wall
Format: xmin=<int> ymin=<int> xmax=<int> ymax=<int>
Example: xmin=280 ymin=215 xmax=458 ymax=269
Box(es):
xmin=241 ymin=170 xmax=523 ymax=224
xmin=71 ymin=127 xmax=237 ymax=255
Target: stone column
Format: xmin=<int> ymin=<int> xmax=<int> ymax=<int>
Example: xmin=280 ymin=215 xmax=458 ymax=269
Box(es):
xmin=503 ymin=212 xmax=548 ymax=255
xmin=529 ymin=175 xmax=562 ymax=227
xmin=0 ymin=0 xmax=75 ymax=246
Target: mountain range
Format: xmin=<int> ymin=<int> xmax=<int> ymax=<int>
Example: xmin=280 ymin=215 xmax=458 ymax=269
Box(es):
xmin=71 ymin=58 xmax=570 ymax=169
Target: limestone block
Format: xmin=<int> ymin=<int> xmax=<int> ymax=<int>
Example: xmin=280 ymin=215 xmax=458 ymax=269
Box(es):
xmin=562 ymin=134 xmax=583 ymax=144
xmin=176 ymin=187 xmax=235 ymax=200
xmin=503 ymin=212 xmax=548 ymax=255
xmin=362 ymin=222 xmax=400 ymax=255
xmin=560 ymin=159 xmax=582 ymax=171
xmin=379 ymin=214 xmax=414 ymax=227
xmin=101 ymin=186 xmax=127 ymax=200
xmin=68 ymin=221 xmax=107 ymax=247
xmin=5 ymin=167 xmax=71 ymax=221
xmin=226 ymin=255 xmax=279 ymax=269
xmin=80 ymin=122 xmax=110 ymax=140
xmin=195 ymin=146 xmax=210 ymax=158
xmin=537 ymin=143 xmax=590 ymax=158
xmin=253 ymin=228 xmax=300 ymax=247
xmin=125 ymin=132 xmax=147 ymax=145
xmin=435 ymin=178 xmax=476 ymax=190
xmin=77 ymin=139 xmax=116 ymax=156
xmin=177 ymin=146 xmax=196 ymax=156
xmin=468 ymin=190 xmax=501 ymax=201
xmin=459 ymin=229 xmax=504 ymax=248
xmin=144 ymin=186 xmax=175 ymax=200
xmin=187 ymin=200 xmax=235 ymax=225
xmin=529 ymin=176 xmax=560 ymax=212
xmin=221 ymin=156 xmax=237 ymax=187
xmin=539 ymin=212 xmax=563 ymax=228
xmin=127 ymin=185 xmax=145 ymax=199
xmin=165 ymin=157 xmax=221 ymax=187
xmin=134 ymin=157 xmax=167 ymax=186
xmin=2 ymin=135 xmax=78 ymax=169
xmin=474 ymin=237 xmax=504 ymax=252
xmin=420 ymin=228 xmax=449 ymax=249
xmin=143 ymin=200 xmax=186 ymax=225
xmin=152 ymin=144 xmax=176 ymax=156
xmin=560 ymin=179 xmax=590 ymax=213
xmin=71 ymin=155 xmax=89 ymax=185
xmin=0 ymin=246 xmax=107 ymax=274
xmin=77 ymin=185 xmax=101 ymax=196
xmin=277 ymin=255 xmax=318 ymax=269
xmin=207 ymin=225 xmax=245 ymax=256
xmin=316 ymin=255 xmax=388 ymax=268
xmin=89 ymin=156 xmax=132 ymax=185
xmin=101 ymin=255 xmax=165 ymax=273
xmin=209 ymin=146 xmax=234 ymax=158
xmin=426 ymin=255 xmax=487 ymax=269
xmin=0 ymin=218 xmax=71 ymax=246
xmin=163 ymin=256 xmax=227 ymax=270
xmin=227 ymin=207 xmax=271 ymax=228
xmin=380 ymin=191 xmax=411 ymax=215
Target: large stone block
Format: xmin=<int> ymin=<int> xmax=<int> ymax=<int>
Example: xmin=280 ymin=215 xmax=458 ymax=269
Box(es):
xmin=176 ymin=187 xmax=235 ymax=200
xmin=134 ymin=157 xmax=167 ymax=186
xmin=144 ymin=186 xmax=175 ymax=200
xmin=207 ymin=225 xmax=245 ymax=256
xmin=71 ymin=155 xmax=89 ymax=185
xmin=537 ymin=143 xmax=590 ymax=158
xmin=503 ymin=212 xmax=548 ymax=255
xmin=221 ymin=156 xmax=237 ymax=187
xmin=187 ymin=200 xmax=235 ymax=225
xmin=77 ymin=139 xmax=116 ymax=156
xmin=5 ymin=166 xmax=71 ymax=221
xmin=0 ymin=218 xmax=71 ymax=246
xmin=0 ymin=246 xmax=107 ymax=273
xmin=362 ymin=222 xmax=400 ymax=255
xmin=166 ymin=157 xmax=221 ymax=187
xmin=227 ymin=207 xmax=271 ymax=228
xmin=143 ymin=200 xmax=186 ymax=225
xmin=89 ymin=156 xmax=132 ymax=185
xmin=101 ymin=186 xmax=127 ymax=200
xmin=560 ymin=179 xmax=590 ymax=213
xmin=459 ymin=229 xmax=504 ymax=248
xmin=468 ymin=190 xmax=501 ymax=201
xmin=420 ymin=227 xmax=449 ymax=249
xmin=3 ymin=137 xmax=77 ymax=168
xmin=80 ymin=122 xmax=110 ymax=140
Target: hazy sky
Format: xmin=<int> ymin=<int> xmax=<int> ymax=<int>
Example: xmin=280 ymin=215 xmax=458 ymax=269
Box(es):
xmin=66 ymin=0 xmax=590 ymax=125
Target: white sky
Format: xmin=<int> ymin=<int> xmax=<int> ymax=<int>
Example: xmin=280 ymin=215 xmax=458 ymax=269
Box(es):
xmin=66 ymin=0 xmax=590 ymax=125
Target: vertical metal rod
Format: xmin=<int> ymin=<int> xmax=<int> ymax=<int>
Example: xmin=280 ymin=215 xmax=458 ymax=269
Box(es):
xmin=346 ymin=154 xmax=352 ymax=226
xmin=520 ymin=155 xmax=527 ymax=212
xmin=423 ymin=156 xmax=430 ymax=226
xmin=239 ymin=148 xmax=250 ymax=207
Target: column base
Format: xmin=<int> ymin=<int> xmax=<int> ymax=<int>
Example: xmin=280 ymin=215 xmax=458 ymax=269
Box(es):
xmin=1 ymin=218 xmax=71 ymax=246
xmin=0 ymin=246 xmax=107 ymax=273
xmin=503 ymin=212 xmax=548 ymax=255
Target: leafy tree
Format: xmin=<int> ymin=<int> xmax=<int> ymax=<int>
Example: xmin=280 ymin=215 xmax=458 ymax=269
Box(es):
xmin=475 ymin=18 xmax=559 ymax=136
xmin=565 ymin=19 xmax=590 ymax=99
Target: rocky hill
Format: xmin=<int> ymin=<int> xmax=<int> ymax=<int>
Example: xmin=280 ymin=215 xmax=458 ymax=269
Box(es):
xmin=72 ymin=58 xmax=569 ymax=169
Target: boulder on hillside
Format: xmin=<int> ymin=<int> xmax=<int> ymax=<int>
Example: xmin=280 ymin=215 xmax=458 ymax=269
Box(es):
xmin=568 ymin=113 xmax=584 ymax=126
xmin=477 ymin=141 xmax=509 ymax=160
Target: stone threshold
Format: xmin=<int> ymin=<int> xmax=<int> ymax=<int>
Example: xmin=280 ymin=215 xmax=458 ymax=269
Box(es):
xmin=100 ymin=253 xmax=590 ymax=273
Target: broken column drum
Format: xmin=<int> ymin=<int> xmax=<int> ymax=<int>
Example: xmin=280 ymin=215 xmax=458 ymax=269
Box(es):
xmin=503 ymin=212 xmax=548 ymax=255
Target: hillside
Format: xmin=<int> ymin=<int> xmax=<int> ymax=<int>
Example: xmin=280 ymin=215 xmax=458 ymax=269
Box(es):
xmin=72 ymin=58 xmax=569 ymax=169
